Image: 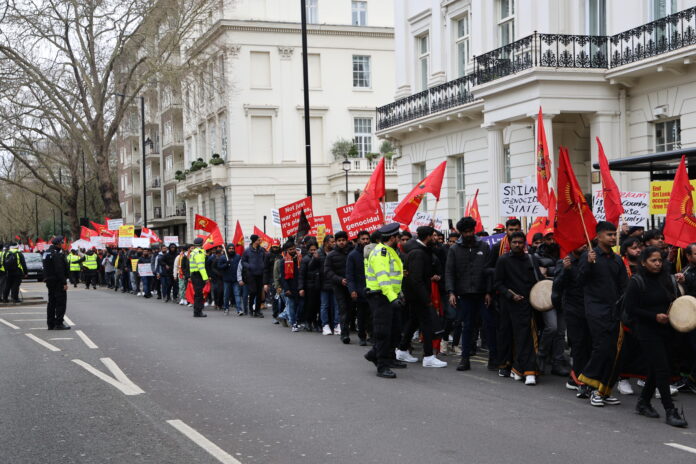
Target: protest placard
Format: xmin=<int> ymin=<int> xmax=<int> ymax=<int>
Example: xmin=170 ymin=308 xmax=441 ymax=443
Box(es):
xmin=593 ymin=190 xmax=648 ymax=226
xmin=408 ymin=211 xmax=444 ymax=231
xmin=499 ymin=183 xmax=548 ymax=216
xmin=107 ymin=218 xmax=124 ymax=230
xmin=132 ymin=237 xmax=150 ymax=248
xmin=163 ymin=236 xmax=179 ymax=246
xmin=118 ymin=224 xmax=135 ymax=237
xmin=137 ymin=264 xmax=154 ymax=277
xmin=118 ymin=237 xmax=133 ymax=248
xmin=649 ymin=180 xmax=696 ymax=214
xmin=278 ymin=197 xmax=314 ymax=237
xmin=310 ymin=215 xmax=333 ymax=236
xmin=481 ymin=233 xmax=506 ymax=249
xmin=336 ymin=203 xmax=382 ymax=239
xmin=271 ymin=209 xmax=281 ymax=227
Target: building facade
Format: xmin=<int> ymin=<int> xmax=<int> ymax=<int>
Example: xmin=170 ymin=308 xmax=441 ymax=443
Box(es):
xmin=379 ymin=0 xmax=696 ymax=228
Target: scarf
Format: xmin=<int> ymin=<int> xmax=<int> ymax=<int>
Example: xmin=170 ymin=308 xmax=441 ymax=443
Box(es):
xmin=622 ymin=256 xmax=634 ymax=277
xmin=498 ymin=235 xmax=510 ymax=256
xmin=283 ymin=251 xmax=301 ymax=280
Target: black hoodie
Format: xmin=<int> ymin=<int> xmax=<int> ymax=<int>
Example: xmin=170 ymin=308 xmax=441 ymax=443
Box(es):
xmin=402 ymin=239 xmax=435 ymax=308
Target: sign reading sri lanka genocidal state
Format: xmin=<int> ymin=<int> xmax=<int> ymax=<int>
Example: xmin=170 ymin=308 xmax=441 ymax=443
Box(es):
xmin=499 ymin=183 xmax=548 ymax=216
xmin=279 ymin=197 xmax=315 ymax=238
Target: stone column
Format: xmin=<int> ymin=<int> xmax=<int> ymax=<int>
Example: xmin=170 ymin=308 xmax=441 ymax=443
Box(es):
xmin=485 ymin=124 xmax=504 ymax=225
xmin=590 ymin=111 xmax=621 ymax=193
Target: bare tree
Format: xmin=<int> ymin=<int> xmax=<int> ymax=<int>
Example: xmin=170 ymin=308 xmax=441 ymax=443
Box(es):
xmin=0 ymin=0 xmax=220 ymax=221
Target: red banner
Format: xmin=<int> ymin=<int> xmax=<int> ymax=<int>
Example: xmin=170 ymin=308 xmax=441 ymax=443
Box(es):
xmin=336 ymin=203 xmax=382 ymax=240
xmin=279 ymin=197 xmax=314 ymax=238
xmin=309 ymin=215 xmax=333 ymax=236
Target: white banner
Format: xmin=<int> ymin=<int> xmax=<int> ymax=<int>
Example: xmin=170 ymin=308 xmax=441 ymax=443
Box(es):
xmin=107 ymin=218 xmax=124 ymax=231
xmin=163 ymin=235 xmax=179 ymax=246
xmin=117 ymin=237 xmax=133 ymax=248
xmin=71 ymin=239 xmax=91 ymax=250
xmin=408 ymin=211 xmax=444 ymax=231
xmin=271 ymin=209 xmax=281 ymax=227
xmin=132 ymin=237 xmax=150 ymax=248
xmin=137 ymin=263 xmax=154 ymax=277
xmin=593 ymin=191 xmax=648 ymax=227
xmin=499 ymin=183 xmax=548 ymax=217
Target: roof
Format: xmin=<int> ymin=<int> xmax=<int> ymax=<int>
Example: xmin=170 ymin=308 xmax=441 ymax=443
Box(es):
xmin=592 ymin=147 xmax=696 ymax=173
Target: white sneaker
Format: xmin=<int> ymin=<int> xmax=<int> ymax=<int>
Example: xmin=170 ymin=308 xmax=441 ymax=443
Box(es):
xmin=511 ymin=371 xmax=523 ymax=381
xmin=333 ymin=324 xmax=341 ymax=335
xmin=322 ymin=325 xmax=332 ymax=335
xmin=655 ymin=384 xmax=679 ymax=399
xmin=412 ymin=330 xmax=420 ymax=341
xmin=617 ymin=379 xmax=634 ymax=395
xmin=422 ymin=355 xmax=447 ymax=368
xmin=525 ymin=375 xmax=537 ymax=386
xmin=637 ymin=379 xmax=645 ymax=387
xmin=204 ymin=302 xmax=211 ymax=307
xmin=395 ymin=349 xmax=418 ymax=363
xmin=137 ymin=292 xmax=143 ymax=296
xmin=179 ymin=299 xmax=186 ymax=305
xmin=291 ymin=325 xmax=300 ymax=333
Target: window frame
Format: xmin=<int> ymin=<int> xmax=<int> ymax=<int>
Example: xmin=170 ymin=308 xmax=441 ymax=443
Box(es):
xmin=454 ymin=14 xmax=470 ymax=77
xmin=306 ymin=0 xmax=318 ymax=24
xmin=456 ymin=156 xmax=466 ymax=218
xmin=498 ymin=0 xmax=515 ymax=46
xmin=352 ymin=55 xmax=372 ymax=88
xmin=417 ymin=33 xmax=430 ymax=91
xmin=654 ymin=118 xmax=681 ymax=153
xmin=352 ymin=0 xmax=367 ymax=26
xmin=353 ymin=117 xmax=373 ymax=158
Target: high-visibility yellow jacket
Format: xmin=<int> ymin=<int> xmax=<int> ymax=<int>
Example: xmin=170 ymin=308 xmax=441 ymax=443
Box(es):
xmin=0 ymin=250 xmax=5 ymax=272
xmin=67 ymin=253 xmax=82 ymax=272
xmin=365 ymin=243 xmax=403 ymax=302
xmin=6 ymin=249 xmax=24 ymax=273
xmin=83 ymin=254 xmax=98 ymax=270
xmin=189 ymin=248 xmax=208 ymax=280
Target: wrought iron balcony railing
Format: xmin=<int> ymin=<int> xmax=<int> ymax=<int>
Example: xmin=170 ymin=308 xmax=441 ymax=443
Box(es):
xmin=610 ymin=5 xmax=696 ymax=67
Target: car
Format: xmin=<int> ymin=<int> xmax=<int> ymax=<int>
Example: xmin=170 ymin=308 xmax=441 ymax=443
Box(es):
xmin=22 ymin=252 xmax=44 ymax=281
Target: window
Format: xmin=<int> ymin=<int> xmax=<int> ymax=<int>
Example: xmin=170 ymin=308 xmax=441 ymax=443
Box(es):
xmin=209 ymin=121 xmax=217 ymax=155
xmin=455 ymin=15 xmax=470 ymax=77
xmin=418 ymin=34 xmax=429 ymax=91
xmin=655 ymin=119 xmax=681 ymax=153
xmin=456 ymin=157 xmax=466 ymax=218
xmin=352 ymin=1 xmax=367 ymax=26
xmin=166 ymin=190 xmax=174 ymax=215
xmin=587 ymin=0 xmax=606 ymax=35
xmin=306 ymin=0 xmax=318 ymax=24
xmin=498 ymin=0 xmax=515 ymax=46
xmin=416 ymin=163 xmax=428 ymax=211
xmin=354 ymin=118 xmax=372 ymax=157
xmin=219 ymin=114 xmax=228 ymax=159
xmin=250 ymin=51 xmax=271 ymax=88
xmin=251 ymin=116 xmax=273 ymax=163
xmin=352 ymin=55 xmax=371 ymax=88
xmin=186 ymin=137 xmax=194 ymax=163
xmin=652 ymin=0 xmax=677 ymax=19
xmin=503 ymin=145 xmax=511 ymax=183
xmin=165 ymin=155 xmax=173 ymax=174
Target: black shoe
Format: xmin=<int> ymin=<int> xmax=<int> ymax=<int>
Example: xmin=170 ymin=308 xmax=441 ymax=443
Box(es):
xmin=359 ymin=339 xmax=367 ymax=346
xmin=342 ymin=336 xmax=350 ymax=345
xmin=165 ymin=298 xmax=170 ymax=303
xmin=377 ymin=367 xmax=396 ymax=379
xmin=457 ymin=358 xmax=471 ymax=371
xmin=93 ymin=286 xmax=97 ymax=290
xmin=635 ymin=400 xmax=660 ymax=418
xmin=255 ymin=311 xmax=264 ymax=318
xmin=498 ymin=368 xmax=511 ymax=378
xmin=366 ymin=338 xmax=374 ymax=345
xmin=47 ymin=326 xmax=55 ymax=330
xmin=193 ymin=313 xmax=208 ymax=318
xmin=665 ymin=408 xmax=688 ymax=428
xmin=551 ymin=363 xmax=571 ymax=377
xmin=54 ymin=323 xmax=71 ymax=330
xmin=390 ymin=360 xmax=407 ymax=369
xmin=364 ymin=350 xmax=377 ymax=367
xmin=537 ymin=355 xmax=547 ymax=374
xmin=576 ymin=385 xmax=592 ymax=399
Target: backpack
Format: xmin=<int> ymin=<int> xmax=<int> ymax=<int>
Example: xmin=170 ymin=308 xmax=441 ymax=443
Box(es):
xmin=4 ymin=251 xmax=19 ymax=274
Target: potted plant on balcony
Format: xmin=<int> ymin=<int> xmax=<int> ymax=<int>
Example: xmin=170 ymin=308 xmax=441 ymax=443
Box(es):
xmin=189 ymin=158 xmax=208 ymax=172
xmin=209 ymin=153 xmax=224 ymax=166
xmin=174 ymin=170 xmax=186 ymax=181
xmin=331 ymin=138 xmax=357 ymax=161
xmin=379 ymin=140 xmax=395 ymax=159
xmin=365 ymin=152 xmax=379 ymax=162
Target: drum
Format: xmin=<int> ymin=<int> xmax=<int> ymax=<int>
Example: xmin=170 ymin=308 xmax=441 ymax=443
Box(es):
xmin=670 ymin=295 xmax=696 ymax=333
xmin=530 ymin=280 xmax=554 ymax=312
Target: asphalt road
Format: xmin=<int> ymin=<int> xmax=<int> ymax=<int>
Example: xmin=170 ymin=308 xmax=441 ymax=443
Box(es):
xmin=2 ymin=281 xmax=696 ymax=464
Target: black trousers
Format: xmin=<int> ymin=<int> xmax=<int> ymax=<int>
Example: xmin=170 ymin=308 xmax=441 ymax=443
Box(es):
xmin=565 ymin=309 xmax=592 ymax=381
xmin=398 ymin=300 xmax=433 ymax=357
xmin=191 ymin=273 xmax=205 ymax=316
xmin=356 ymin=300 xmax=371 ymax=340
xmin=367 ymin=293 xmax=402 ymax=369
xmin=496 ymin=296 xmax=514 ymax=369
xmin=69 ymin=271 xmax=80 ymax=286
xmin=83 ymin=271 xmax=97 ymax=288
xmin=637 ymin=330 xmax=675 ymax=410
xmin=304 ymin=288 xmax=321 ymax=326
xmin=247 ymin=274 xmax=264 ymax=313
xmin=579 ymin=316 xmax=623 ymax=396
xmin=503 ymin=299 xmax=539 ymax=376
xmin=0 ymin=273 xmax=6 ymax=300
xmin=333 ymin=286 xmax=352 ymax=338
xmin=3 ymin=275 xmax=22 ymax=301
xmin=46 ymin=280 xmax=67 ymax=328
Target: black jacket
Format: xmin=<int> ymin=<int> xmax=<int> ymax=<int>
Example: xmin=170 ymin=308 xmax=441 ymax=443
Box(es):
xmin=346 ymin=246 xmax=367 ymax=301
xmin=494 ymin=252 xmax=541 ymax=301
xmin=402 ymin=239 xmax=435 ymax=308
xmin=42 ymin=246 xmax=68 ymax=284
xmin=280 ymin=254 xmax=302 ymax=295
xmin=264 ymin=250 xmax=282 ymax=285
xmin=577 ymin=246 xmax=628 ymax=326
xmin=324 ymin=245 xmax=351 ymax=288
xmin=298 ymin=253 xmax=321 ymax=291
xmin=552 ymin=254 xmax=585 ymax=315
xmin=446 ymin=237 xmax=491 ymax=296
xmin=316 ymin=248 xmax=333 ymax=291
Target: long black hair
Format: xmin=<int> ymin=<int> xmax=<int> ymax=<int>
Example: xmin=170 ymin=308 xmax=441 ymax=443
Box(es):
xmin=639 ymin=246 xmax=677 ymax=298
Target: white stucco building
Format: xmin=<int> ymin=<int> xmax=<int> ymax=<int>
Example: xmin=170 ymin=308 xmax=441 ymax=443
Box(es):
xmin=379 ymin=0 xmax=696 ymax=229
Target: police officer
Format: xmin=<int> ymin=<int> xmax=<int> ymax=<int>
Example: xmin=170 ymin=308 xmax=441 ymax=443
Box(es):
xmin=0 ymin=243 xmax=6 ymax=302
xmin=82 ymin=249 xmax=99 ymax=289
xmin=3 ymin=243 xmax=27 ymax=303
xmin=43 ymin=236 xmax=70 ymax=330
xmin=190 ymin=237 xmax=209 ymax=317
xmin=364 ymin=223 xmax=404 ymax=379
xmin=67 ymin=249 xmax=82 ymax=287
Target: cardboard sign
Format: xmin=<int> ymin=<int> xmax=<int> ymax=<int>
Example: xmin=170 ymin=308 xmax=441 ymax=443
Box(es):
xmin=119 ymin=224 xmax=135 ymax=237
xmin=593 ymin=191 xmax=648 ymax=226
xmin=278 ymin=197 xmax=314 ymax=238
xmin=163 ymin=236 xmax=179 ymax=246
xmin=137 ymin=263 xmax=153 ymax=277
xmin=117 ymin=237 xmax=133 ymax=248
xmin=107 ymin=218 xmax=124 ymax=230
xmin=310 ymin=215 xmax=333 ymax=236
xmin=336 ymin=203 xmax=382 ymax=240
xmin=384 ymin=202 xmax=398 ymax=223
xmin=89 ymin=237 xmax=105 ymax=249
xmin=649 ymin=180 xmax=696 ymax=214
xmin=71 ymin=239 xmax=91 ymax=250
xmin=271 ymin=209 xmax=281 ymax=227
xmin=500 ymin=183 xmax=547 ymax=216
xmin=408 ymin=211 xmax=444 ymax=231
xmin=132 ymin=237 xmax=150 ymax=248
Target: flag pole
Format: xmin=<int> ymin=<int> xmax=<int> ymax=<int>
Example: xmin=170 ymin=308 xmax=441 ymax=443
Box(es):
xmin=616 ymin=214 xmax=623 ymax=248
xmin=431 ymin=199 xmax=440 ymax=225
xmin=382 ymin=197 xmax=387 ymax=225
xmin=577 ymin=204 xmax=593 ymax=248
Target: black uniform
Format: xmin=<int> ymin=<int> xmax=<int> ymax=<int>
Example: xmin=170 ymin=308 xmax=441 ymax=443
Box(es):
xmin=42 ymin=245 xmax=69 ymax=329
xmin=3 ymin=249 xmax=27 ymax=302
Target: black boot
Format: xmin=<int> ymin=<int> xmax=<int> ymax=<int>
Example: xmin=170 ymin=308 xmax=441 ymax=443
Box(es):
xmin=457 ymin=357 xmax=471 ymax=371
xmin=536 ymin=355 xmax=547 ymax=374
xmin=551 ymin=362 xmax=570 ymax=377
xmin=635 ymin=399 xmax=660 ymax=418
xmin=665 ymin=408 xmax=688 ymax=428
xmin=377 ymin=367 xmax=396 ymax=379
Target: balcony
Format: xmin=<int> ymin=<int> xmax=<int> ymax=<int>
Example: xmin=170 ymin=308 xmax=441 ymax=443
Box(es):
xmin=147 ymin=176 xmax=161 ymax=191
xmin=153 ymin=206 xmax=163 ymax=219
xmin=162 ymin=132 xmax=184 ymax=151
xmin=161 ymin=96 xmax=182 ymax=117
xmin=166 ymin=204 xmax=186 ymax=218
xmin=145 ymin=143 xmax=160 ymax=160
xmin=176 ymin=164 xmax=228 ymax=197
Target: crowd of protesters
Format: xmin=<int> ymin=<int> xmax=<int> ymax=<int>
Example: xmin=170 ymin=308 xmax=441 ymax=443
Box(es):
xmin=14 ymin=216 xmax=696 ymax=429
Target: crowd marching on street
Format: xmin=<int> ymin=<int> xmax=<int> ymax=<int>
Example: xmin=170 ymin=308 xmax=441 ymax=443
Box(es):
xmin=4 ymin=213 xmax=695 ymax=431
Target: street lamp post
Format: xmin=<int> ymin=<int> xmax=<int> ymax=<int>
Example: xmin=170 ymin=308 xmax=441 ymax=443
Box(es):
xmin=342 ymin=157 xmax=352 ymax=205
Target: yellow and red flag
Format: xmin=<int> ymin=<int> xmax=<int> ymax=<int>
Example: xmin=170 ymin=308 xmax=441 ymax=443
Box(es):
xmin=596 ymin=137 xmax=624 ymax=226
xmin=468 ymin=189 xmax=484 ymax=233
xmin=232 ymin=220 xmax=245 ymax=255
xmin=253 ymin=226 xmax=274 ymax=251
xmin=203 ymin=226 xmax=224 ymax=251
xmin=194 ymin=214 xmax=218 ymax=233
xmin=349 ymin=157 xmax=386 ymax=222
xmin=392 ymin=161 xmax=447 ymax=225
xmin=536 ymin=107 xmax=552 ymax=209
xmin=664 ymin=155 xmax=696 ymax=248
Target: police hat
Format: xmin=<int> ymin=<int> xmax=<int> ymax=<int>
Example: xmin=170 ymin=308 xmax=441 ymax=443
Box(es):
xmin=52 ymin=235 xmax=64 ymax=245
xmin=378 ymin=223 xmax=401 ymax=238
xmin=193 ymin=237 xmax=204 ymax=246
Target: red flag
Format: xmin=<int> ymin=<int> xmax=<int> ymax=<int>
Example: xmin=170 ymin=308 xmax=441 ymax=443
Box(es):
xmin=596 ymin=137 xmax=624 ymax=226
xmin=91 ymin=221 xmax=107 ymax=235
xmin=468 ymin=189 xmax=484 ymax=233
xmin=464 ymin=197 xmax=471 ymax=216
xmin=664 ymin=156 xmax=696 ymax=248
xmin=28 ymin=238 xmax=35 ymax=248
xmin=232 ymin=220 xmax=245 ymax=255
xmin=526 ymin=217 xmax=547 ymax=245
xmin=547 ymin=188 xmax=557 ymax=232
xmin=193 ymin=214 xmax=218 ymax=233
xmin=253 ymin=226 xmax=274 ymax=251
xmin=80 ymin=226 xmax=98 ymax=241
xmin=203 ymin=226 xmax=224 ymax=251
xmin=555 ymin=147 xmax=597 ymax=256
xmin=14 ymin=235 xmax=21 ymax=241
xmin=393 ymin=161 xmax=447 ymax=224
xmin=349 ymin=157 xmax=386 ymax=222
xmin=536 ymin=107 xmax=552 ymax=209
xmin=141 ymin=227 xmax=161 ymax=244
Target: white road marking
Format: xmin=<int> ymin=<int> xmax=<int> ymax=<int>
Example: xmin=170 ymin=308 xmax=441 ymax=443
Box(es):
xmin=0 ymin=318 xmax=20 ymax=329
xmin=49 ymin=337 xmax=74 ymax=341
xmin=167 ymin=419 xmax=242 ymax=464
xmin=75 ymin=330 xmax=98 ymax=349
xmin=13 ymin=319 xmax=44 ymax=322
xmin=28 ymin=327 xmax=48 ymax=330
xmin=25 ymin=333 xmax=61 ymax=352
xmin=71 ymin=358 xmax=144 ymax=396
xmin=64 ymin=316 xmax=75 ymax=326
xmin=665 ymin=443 xmax=696 ymax=455
xmin=0 ymin=312 xmax=42 ymax=315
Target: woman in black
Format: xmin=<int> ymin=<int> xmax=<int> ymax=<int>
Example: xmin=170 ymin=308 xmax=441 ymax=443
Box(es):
xmin=624 ymin=246 xmax=687 ymax=428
